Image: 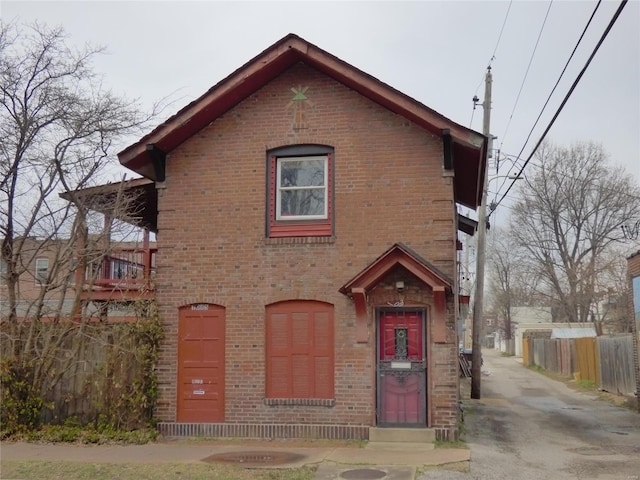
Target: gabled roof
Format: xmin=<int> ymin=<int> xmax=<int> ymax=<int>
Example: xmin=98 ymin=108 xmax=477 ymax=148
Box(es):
xmin=339 ymin=243 xmax=453 ymax=295
xmin=118 ymin=33 xmax=487 ymax=209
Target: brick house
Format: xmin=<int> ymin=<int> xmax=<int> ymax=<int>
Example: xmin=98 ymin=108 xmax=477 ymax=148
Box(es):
xmin=627 ymin=251 xmax=640 ymax=406
xmin=76 ymin=34 xmax=487 ymax=440
xmin=0 ymin=232 xmax=155 ymax=322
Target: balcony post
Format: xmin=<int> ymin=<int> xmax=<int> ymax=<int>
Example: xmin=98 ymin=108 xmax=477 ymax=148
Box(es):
xmin=143 ymin=229 xmax=151 ymax=286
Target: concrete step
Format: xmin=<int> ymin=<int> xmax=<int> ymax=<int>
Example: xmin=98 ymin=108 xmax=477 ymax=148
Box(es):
xmin=368 ymin=427 xmax=436 ymax=443
xmin=365 ymin=441 xmax=435 ymax=451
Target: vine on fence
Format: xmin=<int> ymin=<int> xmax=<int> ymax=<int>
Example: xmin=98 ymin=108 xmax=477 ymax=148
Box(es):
xmin=0 ymin=300 xmax=163 ymax=439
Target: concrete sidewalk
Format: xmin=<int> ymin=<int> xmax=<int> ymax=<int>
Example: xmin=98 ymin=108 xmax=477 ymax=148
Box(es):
xmin=0 ymin=440 xmax=470 ymax=469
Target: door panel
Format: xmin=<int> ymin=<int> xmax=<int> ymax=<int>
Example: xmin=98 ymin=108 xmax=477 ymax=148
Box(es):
xmin=177 ymin=305 xmax=225 ymax=422
xmin=377 ymin=310 xmax=426 ymax=426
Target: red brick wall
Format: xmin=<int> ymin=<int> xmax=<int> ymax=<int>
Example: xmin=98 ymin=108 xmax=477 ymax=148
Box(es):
xmin=153 ymin=63 xmax=459 ymax=433
xmin=0 ymin=238 xmax=71 ymax=319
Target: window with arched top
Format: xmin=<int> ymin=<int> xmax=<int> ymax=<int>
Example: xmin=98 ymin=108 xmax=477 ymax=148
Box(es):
xmin=265 ymin=300 xmax=334 ymax=399
xmin=266 ymin=145 xmax=334 ymax=238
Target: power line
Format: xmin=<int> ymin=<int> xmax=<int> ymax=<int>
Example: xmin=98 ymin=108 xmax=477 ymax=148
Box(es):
xmin=495 ymin=0 xmax=602 ymax=195
xmin=470 ymin=1 xmax=513 ymax=128
xmin=489 ymin=0 xmax=513 ymax=68
xmin=490 ymin=0 xmax=630 ymax=216
xmin=498 ymin=1 xmax=554 ymax=153
xmin=496 ymin=155 xmax=640 ymax=202
xmin=498 ymin=0 xmax=603 ymax=193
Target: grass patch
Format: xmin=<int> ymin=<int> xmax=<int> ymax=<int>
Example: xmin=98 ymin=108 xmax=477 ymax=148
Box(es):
xmin=419 ymin=461 xmax=470 ymax=475
xmin=4 ymin=424 xmax=158 ymax=444
xmin=500 ymin=352 xmax=514 ymax=357
xmin=0 ymin=460 xmax=316 ymax=480
xmin=575 ymin=379 xmax=596 ymax=389
xmin=434 ymin=439 xmax=468 ymax=449
xmin=527 ymin=364 xmax=545 ymax=374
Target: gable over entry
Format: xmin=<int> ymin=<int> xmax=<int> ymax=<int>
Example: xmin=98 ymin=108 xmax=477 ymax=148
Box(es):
xmin=339 ymin=243 xmax=453 ymax=343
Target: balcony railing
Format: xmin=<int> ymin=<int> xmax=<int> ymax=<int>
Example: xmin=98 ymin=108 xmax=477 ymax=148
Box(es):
xmin=78 ymin=246 xmax=157 ymax=301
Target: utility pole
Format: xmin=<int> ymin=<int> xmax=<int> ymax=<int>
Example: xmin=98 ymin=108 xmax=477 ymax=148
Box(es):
xmin=471 ymin=67 xmax=492 ymax=399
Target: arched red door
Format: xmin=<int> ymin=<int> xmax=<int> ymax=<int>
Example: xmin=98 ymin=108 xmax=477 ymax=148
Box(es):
xmin=177 ymin=304 xmax=225 ymax=422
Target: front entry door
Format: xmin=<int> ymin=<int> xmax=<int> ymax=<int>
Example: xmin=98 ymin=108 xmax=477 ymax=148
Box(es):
xmin=377 ymin=310 xmax=426 ymax=426
xmin=177 ymin=304 xmax=225 ymax=422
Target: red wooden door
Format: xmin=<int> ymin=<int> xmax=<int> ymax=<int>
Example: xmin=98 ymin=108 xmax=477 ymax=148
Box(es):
xmin=177 ymin=304 xmax=225 ymax=422
xmin=377 ymin=310 xmax=426 ymax=426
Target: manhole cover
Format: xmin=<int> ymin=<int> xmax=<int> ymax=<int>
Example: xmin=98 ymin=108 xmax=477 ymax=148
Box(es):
xmin=341 ymin=468 xmax=387 ymax=479
xmin=203 ymin=451 xmax=305 ymax=467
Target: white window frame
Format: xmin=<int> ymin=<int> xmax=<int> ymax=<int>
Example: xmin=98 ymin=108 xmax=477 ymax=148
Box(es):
xmin=0 ymin=258 xmax=7 ymax=284
xmin=276 ymin=155 xmax=328 ymax=221
xmin=35 ymin=258 xmax=49 ymax=285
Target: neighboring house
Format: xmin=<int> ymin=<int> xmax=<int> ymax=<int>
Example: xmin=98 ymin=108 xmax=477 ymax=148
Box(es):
xmin=65 ymin=34 xmax=487 ymax=440
xmin=627 ymin=251 xmax=640 ymax=403
xmin=0 ymin=233 xmax=156 ymax=321
xmin=0 ymin=236 xmax=74 ymax=320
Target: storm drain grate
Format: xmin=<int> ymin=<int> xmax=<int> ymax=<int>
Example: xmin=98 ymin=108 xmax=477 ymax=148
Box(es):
xmin=202 ymin=451 xmax=305 ymax=467
xmin=340 ymin=468 xmax=387 ymax=479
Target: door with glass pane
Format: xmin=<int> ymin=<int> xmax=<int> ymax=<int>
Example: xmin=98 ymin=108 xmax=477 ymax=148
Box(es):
xmin=377 ymin=309 xmax=426 ymax=426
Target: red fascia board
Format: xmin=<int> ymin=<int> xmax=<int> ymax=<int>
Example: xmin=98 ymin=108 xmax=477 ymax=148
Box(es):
xmin=119 ymin=40 xmax=303 ymax=171
xmin=340 ymin=244 xmax=452 ymax=295
xmin=119 ymin=34 xmax=485 ymax=199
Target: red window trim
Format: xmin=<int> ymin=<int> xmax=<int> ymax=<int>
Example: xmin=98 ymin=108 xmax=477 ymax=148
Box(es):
xmin=268 ymin=151 xmax=333 ymax=238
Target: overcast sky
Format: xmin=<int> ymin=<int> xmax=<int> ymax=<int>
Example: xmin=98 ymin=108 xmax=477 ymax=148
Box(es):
xmin=3 ymin=0 xmax=639 ymax=225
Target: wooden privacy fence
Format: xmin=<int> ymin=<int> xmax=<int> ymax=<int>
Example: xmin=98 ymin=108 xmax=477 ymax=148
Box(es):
xmin=524 ymin=334 xmax=636 ymax=395
xmin=530 ymin=338 xmax=576 ymax=378
xmin=598 ymin=335 xmax=635 ymax=396
xmin=575 ymin=338 xmax=598 ymax=383
xmin=0 ymin=316 xmax=160 ymax=429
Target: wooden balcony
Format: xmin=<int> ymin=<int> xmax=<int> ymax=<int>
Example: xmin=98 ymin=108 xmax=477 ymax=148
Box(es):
xmin=77 ymin=245 xmax=157 ymax=302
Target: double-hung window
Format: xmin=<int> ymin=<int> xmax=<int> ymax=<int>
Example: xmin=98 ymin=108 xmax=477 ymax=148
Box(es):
xmin=0 ymin=258 xmax=7 ymax=284
xmin=35 ymin=258 xmax=49 ymax=285
xmin=276 ymin=156 xmax=327 ymax=220
xmin=267 ymin=145 xmax=334 ymax=238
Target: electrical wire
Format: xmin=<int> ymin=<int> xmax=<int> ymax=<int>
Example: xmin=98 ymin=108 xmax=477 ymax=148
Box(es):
xmin=489 ymin=0 xmax=630 ymax=217
xmin=489 ymin=0 xmax=513 ymax=68
xmin=470 ymin=1 xmax=513 ymax=128
xmin=498 ymin=155 xmax=640 ymax=201
xmin=498 ymin=1 xmax=554 ymax=154
xmin=494 ymin=0 xmax=603 ymax=198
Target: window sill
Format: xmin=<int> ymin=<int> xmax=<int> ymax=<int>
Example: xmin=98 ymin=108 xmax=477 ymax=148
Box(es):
xmin=264 ymin=236 xmax=335 ymax=245
xmin=264 ymin=398 xmax=336 ymax=407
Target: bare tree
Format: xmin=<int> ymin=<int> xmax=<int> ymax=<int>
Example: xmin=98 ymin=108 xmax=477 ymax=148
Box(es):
xmin=487 ymin=228 xmax=543 ymax=340
xmin=0 ymin=21 xmax=156 ymax=323
xmin=0 ymin=21 xmax=159 ymax=425
xmin=509 ymin=141 xmax=640 ymax=326
xmin=590 ymin=247 xmax=633 ymax=333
